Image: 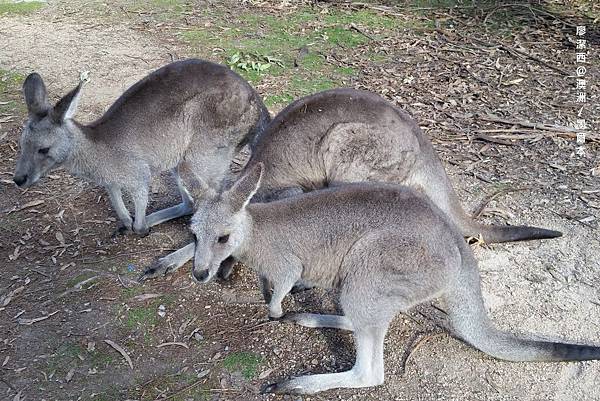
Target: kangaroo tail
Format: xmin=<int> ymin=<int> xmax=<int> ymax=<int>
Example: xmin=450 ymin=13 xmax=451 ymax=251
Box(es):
xmin=445 ymin=248 xmax=600 ymax=362
xmin=466 ymin=221 xmax=562 ymax=244
xmin=414 ymin=161 xmax=562 ymax=243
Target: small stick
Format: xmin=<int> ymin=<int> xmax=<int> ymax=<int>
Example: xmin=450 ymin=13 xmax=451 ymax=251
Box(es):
xmin=349 ymin=23 xmax=377 ymax=41
xmin=18 ymin=310 xmax=59 ymax=325
xmin=480 ymin=114 xmax=584 ymax=133
xmin=473 ymin=187 xmax=528 ymax=219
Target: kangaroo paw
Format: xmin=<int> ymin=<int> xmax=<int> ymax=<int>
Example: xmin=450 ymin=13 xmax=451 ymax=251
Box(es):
xmin=138 ymin=258 xmax=175 ymax=282
xmin=261 ymin=380 xmax=304 ymax=395
xmin=133 ymin=225 xmax=151 ymax=237
xmin=112 ymin=222 xmax=132 ymax=238
xmin=216 ymin=256 xmax=236 ymax=280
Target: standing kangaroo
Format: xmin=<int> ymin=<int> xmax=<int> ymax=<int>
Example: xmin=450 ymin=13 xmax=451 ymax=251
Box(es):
xmin=141 ymin=88 xmax=560 ymax=279
xmin=13 ymin=59 xmax=270 ymax=235
xmin=185 ymin=163 xmax=599 ymax=394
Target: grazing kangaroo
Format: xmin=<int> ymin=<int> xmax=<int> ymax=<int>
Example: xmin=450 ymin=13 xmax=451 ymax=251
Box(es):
xmin=141 ymin=88 xmax=560 ymax=280
xmin=185 ymin=163 xmax=599 ymax=395
xmin=13 ymin=59 xmax=270 ymax=235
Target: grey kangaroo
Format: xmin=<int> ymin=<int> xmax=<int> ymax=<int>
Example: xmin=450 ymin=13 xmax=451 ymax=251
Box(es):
xmin=185 ymin=162 xmax=600 ymax=394
xmin=141 ymin=88 xmax=560 ymax=279
xmin=13 ymin=59 xmax=270 ymax=235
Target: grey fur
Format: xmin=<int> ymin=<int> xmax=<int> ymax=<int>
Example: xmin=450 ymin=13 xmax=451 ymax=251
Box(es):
xmin=13 ymin=59 xmax=270 ymax=235
xmin=142 ymin=88 xmax=560 ymax=279
xmin=188 ymin=163 xmax=600 ymax=394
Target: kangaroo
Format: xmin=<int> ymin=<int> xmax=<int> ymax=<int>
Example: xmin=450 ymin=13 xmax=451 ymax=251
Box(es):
xmin=141 ymin=87 xmax=560 ymax=280
xmin=183 ymin=162 xmax=599 ymax=394
xmin=13 ymin=59 xmax=270 ymax=236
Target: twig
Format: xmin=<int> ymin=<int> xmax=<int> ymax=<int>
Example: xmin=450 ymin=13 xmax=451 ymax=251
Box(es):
xmin=18 ymin=310 xmax=59 ymax=325
xmin=473 ymin=187 xmax=528 ymax=219
xmin=79 ymin=248 xmax=177 ymax=264
xmin=157 ymin=342 xmax=189 ymax=349
xmin=158 ymin=379 xmax=205 ymax=401
xmin=479 ymin=115 xmax=585 ymax=133
xmin=473 ymin=134 xmax=515 ymax=146
xmin=104 ymin=339 xmax=134 ymax=369
xmin=399 ymin=332 xmax=446 ymax=376
xmin=349 ymin=23 xmax=377 ymax=41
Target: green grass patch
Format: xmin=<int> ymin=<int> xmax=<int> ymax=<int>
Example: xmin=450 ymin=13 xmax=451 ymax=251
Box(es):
xmin=264 ymin=93 xmax=295 ymax=108
xmin=322 ymin=26 xmax=368 ymax=47
xmin=0 ymin=68 xmax=25 ymax=115
xmin=323 ymin=8 xmax=396 ymax=29
xmin=0 ymin=1 xmax=44 ymax=15
xmin=222 ymin=351 xmax=263 ymax=380
xmin=125 ymin=305 xmax=158 ymax=329
xmin=289 ymin=75 xmax=337 ymax=96
xmin=124 ymin=0 xmax=192 ymax=20
xmin=118 ymin=293 xmax=177 ymax=345
xmin=181 ymin=4 xmax=382 ymax=105
xmin=336 ymin=65 xmax=358 ymax=76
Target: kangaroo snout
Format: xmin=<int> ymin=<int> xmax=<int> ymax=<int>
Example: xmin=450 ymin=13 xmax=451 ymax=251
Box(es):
xmin=13 ymin=174 xmax=27 ymax=187
xmin=192 ymin=267 xmax=211 ymax=283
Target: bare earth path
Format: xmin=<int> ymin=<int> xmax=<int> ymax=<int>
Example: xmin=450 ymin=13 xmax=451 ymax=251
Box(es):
xmin=0 ymin=1 xmax=599 ymax=401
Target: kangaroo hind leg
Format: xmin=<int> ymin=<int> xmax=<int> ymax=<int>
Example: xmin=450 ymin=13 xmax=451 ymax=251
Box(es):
xmin=146 ymin=169 xmax=195 ymax=228
xmin=263 ymin=325 xmax=387 ymax=394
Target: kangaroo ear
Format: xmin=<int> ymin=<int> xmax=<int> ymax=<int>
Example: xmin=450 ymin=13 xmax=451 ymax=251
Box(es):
xmin=51 ymin=81 xmax=83 ymax=123
xmin=23 ymin=73 xmax=50 ymax=117
xmin=178 ymin=163 xmax=210 ymax=204
xmin=227 ymin=162 xmax=263 ymax=211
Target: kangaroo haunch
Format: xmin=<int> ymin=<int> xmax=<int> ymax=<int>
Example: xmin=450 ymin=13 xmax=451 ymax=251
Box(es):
xmin=13 ymin=59 xmax=270 ymax=236
xmin=186 ymin=163 xmax=600 ymax=395
xmin=142 ymin=88 xmax=561 ymax=280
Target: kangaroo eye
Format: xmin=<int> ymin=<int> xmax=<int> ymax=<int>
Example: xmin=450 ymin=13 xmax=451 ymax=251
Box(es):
xmin=217 ymin=234 xmax=230 ymax=244
xmin=38 ymin=147 xmax=50 ymax=155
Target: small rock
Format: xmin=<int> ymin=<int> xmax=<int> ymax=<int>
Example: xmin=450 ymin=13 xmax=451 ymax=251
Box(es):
xmin=157 ymin=304 xmax=166 ymax=318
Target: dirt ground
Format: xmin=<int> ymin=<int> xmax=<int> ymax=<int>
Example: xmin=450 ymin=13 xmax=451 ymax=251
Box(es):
xmin=1 ymin=1 xmax=599 ymax=400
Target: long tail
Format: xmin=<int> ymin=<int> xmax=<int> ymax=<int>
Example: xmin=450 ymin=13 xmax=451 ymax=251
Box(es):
xmin=414 ymin=158 xmax=562 ymax=244
xmin=445 ymin=248 xmax=600 ymax=362
xmin=466 ymin=221 xmax=562 ymax=244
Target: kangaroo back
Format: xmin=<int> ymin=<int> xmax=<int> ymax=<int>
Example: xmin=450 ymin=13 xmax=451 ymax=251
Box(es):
xmin=247 ymin=88 xmax=561 ymax=243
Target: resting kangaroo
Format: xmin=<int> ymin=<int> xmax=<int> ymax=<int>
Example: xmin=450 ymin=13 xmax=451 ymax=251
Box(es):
xmin=13 ymin=59 xmax=270 ymax=235
xmin=141 ymin=88 xmax=560 ymax=279
xmin=185 ymin=163 xmax=600 ymax=394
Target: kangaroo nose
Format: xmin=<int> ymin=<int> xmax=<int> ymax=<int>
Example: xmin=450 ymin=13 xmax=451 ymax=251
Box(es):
xmin=13 ymin=175 xmax=27 ymax=187
xmin=192 ymin=268 xmax=210 ymax=283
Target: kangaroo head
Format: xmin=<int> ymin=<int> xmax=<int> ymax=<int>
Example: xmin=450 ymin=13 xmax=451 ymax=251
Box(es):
xmin=181 ymin=162 xmax=263 ymax=284
xmin=13 ymin=73 xmax=82 ymax=188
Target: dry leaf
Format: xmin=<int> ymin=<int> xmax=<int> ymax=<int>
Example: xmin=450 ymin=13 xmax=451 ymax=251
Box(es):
xmin=1 ymin=286 xmax=25 ymax=307
xmin=55 ymin=231 xmax=65 ymax=245
xmin=65 ymin=367 xmax=75 ymax=382
xmin=104 ymin=339 xmax=133 ymax=369
xmin=131 ymin=293 xmax=162 ymax=302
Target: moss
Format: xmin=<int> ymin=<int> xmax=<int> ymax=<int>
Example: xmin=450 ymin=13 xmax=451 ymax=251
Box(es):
xmin=264 ymin=93 xmax=295 ymax=109
xmin=336 ymin=65 xmax=358 ymax=76
xmin=222 ymin=351 xmax=263 ymax=380
xmin=0 ymin=68 xmax=25 ymax=115
xmin=0 ymin=1 xmax=44 ymax=15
